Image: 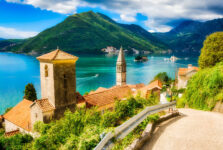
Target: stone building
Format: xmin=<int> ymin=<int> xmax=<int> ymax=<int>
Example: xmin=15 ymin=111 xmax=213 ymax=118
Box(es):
xmin=116 ymin=47 xmax=126 ymax=86
xmin=177 ymin=64 xmax=199 ymax=89
xmin=3 ymin=49 xmax=79 ymax=134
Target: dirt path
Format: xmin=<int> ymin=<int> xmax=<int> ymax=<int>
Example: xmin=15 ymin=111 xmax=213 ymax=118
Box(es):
xmin=141 ymin=109 xmax=223 ymax=150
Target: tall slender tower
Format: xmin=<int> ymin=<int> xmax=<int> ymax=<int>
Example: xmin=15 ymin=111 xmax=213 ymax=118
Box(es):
xmin=116 ymin=47 xmax=126 ymax=86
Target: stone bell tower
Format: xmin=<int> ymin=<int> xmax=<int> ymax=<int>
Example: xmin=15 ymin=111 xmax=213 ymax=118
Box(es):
xmin=116 ymin=46 xmax=126 ymax=86
xmin=36 ymin=48 xmax=78 ymax=118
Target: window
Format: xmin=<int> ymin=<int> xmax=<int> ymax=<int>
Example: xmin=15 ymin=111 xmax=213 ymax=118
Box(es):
xmin=35 ymin=113 xmax=38 ymax=118
xmin=64 ymin=74 xmax=67 ymax=89
xmin=45 ymin=65 xmax=48 ymax=77
xmin=64 ymin=74 xmax=68 ymax=101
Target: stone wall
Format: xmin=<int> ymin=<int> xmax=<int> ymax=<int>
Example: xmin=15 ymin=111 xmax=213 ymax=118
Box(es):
xmin=213 ymin=101 xmax=223 ymax=113
xmin=53 ymin=63 xmax=76 ymax=109
xmin=40 ymin=62 xmax=55 ymax=107
xmin=30 ymin=103 xmax=43 ymax=130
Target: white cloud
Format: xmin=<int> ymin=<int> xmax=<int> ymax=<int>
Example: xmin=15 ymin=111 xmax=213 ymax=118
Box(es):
xmin=0 ymin=26 xmax=38 ymax=39
xmin=6 ymin=0 xmax=223 ymax=31
xmin=6 ymin=0 xmax=82 ymax=14
xmin=120 ymin=14 xmax=136 ymax=22
xmin=145 ymin=19 xmax=172 ymax=32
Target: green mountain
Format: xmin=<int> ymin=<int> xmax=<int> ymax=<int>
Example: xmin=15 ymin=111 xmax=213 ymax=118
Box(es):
xmin=153 ymin=18 xmax=223 ymax=53
xmin=4 ymin=11 xmax=167 ymax=54
xmin=0 ymin=39 xmax=24 ymax=51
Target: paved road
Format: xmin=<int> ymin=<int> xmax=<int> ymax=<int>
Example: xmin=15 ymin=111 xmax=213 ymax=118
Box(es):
xmin=141 ymin=109 xmax=223 ymax=150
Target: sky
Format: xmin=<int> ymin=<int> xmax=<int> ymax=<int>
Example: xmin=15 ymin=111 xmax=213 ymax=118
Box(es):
xmin=0 ymin=0 xmax=223 ymax=39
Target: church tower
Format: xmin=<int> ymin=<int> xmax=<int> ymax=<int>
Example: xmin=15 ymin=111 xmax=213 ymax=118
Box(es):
xmin=36 ymin=48 xmax=78 ymax=118
xmin=116 ymin=47 xmax=126 ymax=86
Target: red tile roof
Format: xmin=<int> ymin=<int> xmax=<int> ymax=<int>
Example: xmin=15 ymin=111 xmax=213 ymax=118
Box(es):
xmin=5 ymin=129 xmax=20 ymax=137
xmin=127 ymin=83 xmax=145 ymax=89
xmin=138 ymin=80 xmax=162 ymax=93
xmin=89 ymin=87 xmax=107 ymax=94
xmin=178 ymin=66 xmax=199 ymax=76
xmin=4 ymin=99 xmax=33 ymax=131
xmin=33 ymin=99 xmax=55 ymax=112
xmin=84 ymin=85 xmax=131 ymax=107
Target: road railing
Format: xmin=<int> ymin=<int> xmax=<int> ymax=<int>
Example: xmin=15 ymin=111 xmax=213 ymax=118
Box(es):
xmin=94 ymin=101 xmax=176 ymax=150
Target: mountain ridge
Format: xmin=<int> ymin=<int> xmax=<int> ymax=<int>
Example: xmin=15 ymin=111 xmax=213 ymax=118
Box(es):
xmin=1 ymin=11 xmax=223 ymax=55
xmin=153 ymin=18 xmax=223 ymax=53
xmin=1 ymin=11 xmax=168 ymax=55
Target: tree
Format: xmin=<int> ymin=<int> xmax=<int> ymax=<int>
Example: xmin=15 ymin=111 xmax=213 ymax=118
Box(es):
xmin=199 ymin=32 xmax=223 ymax=69
xmin=24 ymin=83 xmax=37 ymax=101
xmin=4 ymin=107 xmax=13 ymax=114
xmin=153 ymin=72 xmax=171 ymax=84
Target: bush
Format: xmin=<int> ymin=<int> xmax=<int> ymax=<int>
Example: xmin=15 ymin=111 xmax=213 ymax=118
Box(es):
xmin=101 ymin=111 xmax=118 ymax=127
xmin=0 ymin=134 xmax=33 ymax=150
xmin=199 ymin=32 xmax=223 ymax=69
xmin=178 ymin=62 xmax=223 ymax=110
xmin=152 ymin=72 xmax=172 ymax=86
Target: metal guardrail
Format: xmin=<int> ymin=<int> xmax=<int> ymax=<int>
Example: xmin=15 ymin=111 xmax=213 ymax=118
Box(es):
xmin=94 ymin=101 xmax=176 ymax=150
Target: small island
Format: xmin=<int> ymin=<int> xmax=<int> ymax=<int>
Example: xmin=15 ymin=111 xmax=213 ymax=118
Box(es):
xmin=134 ymin=55 xmax=149 ymax=62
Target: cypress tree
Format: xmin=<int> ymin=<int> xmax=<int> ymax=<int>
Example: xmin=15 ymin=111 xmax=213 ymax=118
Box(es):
xmin=24 ymin=83 xmax=37 ymax=101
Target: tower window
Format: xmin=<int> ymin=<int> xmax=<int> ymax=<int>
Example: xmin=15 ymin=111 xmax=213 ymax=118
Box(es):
xmin=64 ymin=74 xmax=67 ymax=89
xmin=64 ymin=74 xmax=68 ymax=102
xmin=45 ymin=65 xmax=48 ymax=77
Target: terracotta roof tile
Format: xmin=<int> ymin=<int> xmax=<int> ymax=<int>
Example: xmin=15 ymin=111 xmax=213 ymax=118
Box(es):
xmin=139 ymin=80 xmax=162 ymax=92
xmin=84 ymin=85 xmax=131 ymax=107
xmin=128 ymin=83 xmax=145 ymax=89
xmin=89 ymin=87 xmax=108 ymax=94
xmin=178 ymin=66 xmax=199 ymax=76
xmin=4 ymin=99 xmax=33 ymax=131
xmin=5 ymin=129 xmax=20 ymax=137
xmin=37 ymin=49 xmax=78 ymax=61
xmin=34 ymin=99 xmax=55 ymax=112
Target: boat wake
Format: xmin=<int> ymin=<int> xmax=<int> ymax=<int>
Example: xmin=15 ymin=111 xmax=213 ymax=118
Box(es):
xmin=77 ymin=74 xmax=99 ymax=80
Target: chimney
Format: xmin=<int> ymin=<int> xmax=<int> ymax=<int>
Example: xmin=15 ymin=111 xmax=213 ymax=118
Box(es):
xmin=188 ymin=64 xmax=192 ymax=68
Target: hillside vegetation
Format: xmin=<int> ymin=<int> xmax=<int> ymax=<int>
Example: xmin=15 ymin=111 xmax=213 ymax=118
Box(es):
xmin=177 ymin=62 xmax=223 ymax=110
xmin=177 ymin=32 xmax=223 ymax=110
xmin=4 ymin=11 xmax=167 ymax=54
xmin=199 ymin=32 xmax=223 ymax=69
xmin=0 ymin=95 xmax=159 ymax=150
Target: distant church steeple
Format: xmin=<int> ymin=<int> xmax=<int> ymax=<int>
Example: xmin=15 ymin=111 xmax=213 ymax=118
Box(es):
xmin=116 ymin=46 xmax=126 ymax=86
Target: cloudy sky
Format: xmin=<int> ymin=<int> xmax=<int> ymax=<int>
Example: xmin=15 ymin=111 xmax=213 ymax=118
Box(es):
xmin=0 ymin=0 xmax=223 ymax=38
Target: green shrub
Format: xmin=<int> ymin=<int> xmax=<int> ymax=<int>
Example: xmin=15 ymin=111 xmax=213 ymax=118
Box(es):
xmin=199 ymin=32 xmax=223 ymax=69
xmin=153 ymin=72 xmax=172 ymax=86
xmin=179 ymin=62 xmax=223 ymax=110
xmin=101 ymin=111 xmax=118 ymax=127
xmin=0 ymin=134 xmax=33 ymax=150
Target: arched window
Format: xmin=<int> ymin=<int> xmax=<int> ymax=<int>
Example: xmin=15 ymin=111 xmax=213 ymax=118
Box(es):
xmin=45 ymin=65 xmax=48 ymax=77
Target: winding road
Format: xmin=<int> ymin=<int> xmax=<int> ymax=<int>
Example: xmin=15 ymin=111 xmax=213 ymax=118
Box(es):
xmin=141 ymin=109 xmax=223 ymax=150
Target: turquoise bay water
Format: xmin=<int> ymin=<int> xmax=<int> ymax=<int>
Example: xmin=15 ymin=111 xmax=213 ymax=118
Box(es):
xmin=0 ymin=52 xmax=198 ymax=114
